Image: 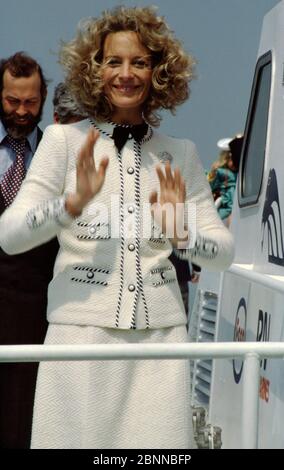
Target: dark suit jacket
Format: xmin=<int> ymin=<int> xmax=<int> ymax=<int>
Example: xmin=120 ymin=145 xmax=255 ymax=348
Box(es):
xmin=169 ymin=252 xmax=201 ymax=284
xmin=0 ymin=126 xmax=59 ymax=449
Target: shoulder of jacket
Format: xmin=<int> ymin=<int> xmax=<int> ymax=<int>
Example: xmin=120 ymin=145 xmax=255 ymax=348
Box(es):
xmin=44 ymin=119 xmax=91 ymax=140
xmin=152 ymin=130 xmax=197 ymax=154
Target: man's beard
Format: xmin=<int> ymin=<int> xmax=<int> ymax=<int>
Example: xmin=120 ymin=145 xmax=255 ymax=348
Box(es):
xmin=0 ymin=104 xmax=43 ymax=139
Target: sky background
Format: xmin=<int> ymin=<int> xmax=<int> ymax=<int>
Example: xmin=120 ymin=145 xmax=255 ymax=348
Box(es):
xmin=1 ymin=0 xmax=280 ymax=168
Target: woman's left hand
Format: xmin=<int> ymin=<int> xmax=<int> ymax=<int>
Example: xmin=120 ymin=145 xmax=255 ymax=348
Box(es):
xmin=149 ymin=161 xmax=188 ymax=247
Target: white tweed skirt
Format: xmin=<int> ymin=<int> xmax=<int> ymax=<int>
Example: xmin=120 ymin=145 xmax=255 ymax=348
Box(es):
xmin=31 ymin=324 xmax=194 ymax=449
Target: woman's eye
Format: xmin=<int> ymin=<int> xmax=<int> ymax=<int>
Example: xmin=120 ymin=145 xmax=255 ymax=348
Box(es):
xmin=107 ymin=59 xmax=120 ymax=67
xmin=104 ymin=58 xmax=151 ymax=68
xmin=133 ymin=60 xmax=149 ymax=68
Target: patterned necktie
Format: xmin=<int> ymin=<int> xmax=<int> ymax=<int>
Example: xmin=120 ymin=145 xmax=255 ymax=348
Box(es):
xmin=0 ymin=135 xmax=27 ymax=207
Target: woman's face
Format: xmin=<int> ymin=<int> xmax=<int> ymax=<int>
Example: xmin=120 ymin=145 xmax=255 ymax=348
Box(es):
xmin=102 ymin=31 xmax=152 ymax=123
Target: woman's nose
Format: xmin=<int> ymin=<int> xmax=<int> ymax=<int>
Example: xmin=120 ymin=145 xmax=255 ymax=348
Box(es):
xmin=119 ymin=62 xmax=134 ymax=79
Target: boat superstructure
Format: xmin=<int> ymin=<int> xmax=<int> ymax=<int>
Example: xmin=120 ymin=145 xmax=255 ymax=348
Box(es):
xmin=190 ymin=0 xmax=284 ymax=449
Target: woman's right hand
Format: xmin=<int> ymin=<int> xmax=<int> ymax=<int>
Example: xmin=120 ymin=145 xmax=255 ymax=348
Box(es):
xmin=65 ymin=129 xmax=109 ymax=217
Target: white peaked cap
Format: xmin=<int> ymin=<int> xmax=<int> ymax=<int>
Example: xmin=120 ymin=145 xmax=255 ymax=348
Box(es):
xmin=217 ymin=137 xmax=232 ymax=151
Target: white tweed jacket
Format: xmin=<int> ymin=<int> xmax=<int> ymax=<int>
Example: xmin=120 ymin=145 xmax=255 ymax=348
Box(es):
xmin=0 ymin=120 xmax=234 ymax=329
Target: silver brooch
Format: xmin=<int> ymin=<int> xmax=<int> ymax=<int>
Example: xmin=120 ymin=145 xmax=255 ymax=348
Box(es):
xmin=157 ymin=151 xmax=173 ymax=163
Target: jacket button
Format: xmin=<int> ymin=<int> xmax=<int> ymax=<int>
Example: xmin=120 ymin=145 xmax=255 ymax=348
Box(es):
xmin=127 ymin=167 xmax=134 ymax=175
xmin=87 ymin=271 xmax=94 ymax=279
xmin=128 ymin=243 xmax=135 ymax=252
xmin=128 ymin=205 xmax=135 ymax=214
xmin=128 ymin=284 xmax=136 ymax=292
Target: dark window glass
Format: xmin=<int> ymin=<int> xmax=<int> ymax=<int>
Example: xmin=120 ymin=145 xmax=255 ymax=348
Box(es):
xmin=239 ymin=52 xmax=272 ymax=207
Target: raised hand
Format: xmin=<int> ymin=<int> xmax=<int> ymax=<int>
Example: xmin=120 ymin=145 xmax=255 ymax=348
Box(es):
xmin=66 ymin=129 xmax=109 ymax=217
xmin=149 ymin=161 xmax=188 ymax=247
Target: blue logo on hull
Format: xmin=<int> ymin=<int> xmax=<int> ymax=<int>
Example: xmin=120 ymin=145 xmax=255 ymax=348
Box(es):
xmin=261 ymin=169 xmax=284 ymax=265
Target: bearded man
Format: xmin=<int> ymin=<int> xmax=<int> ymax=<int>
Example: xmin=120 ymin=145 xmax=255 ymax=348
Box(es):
xmin=0 ymin=52 xmax=58 ymax=449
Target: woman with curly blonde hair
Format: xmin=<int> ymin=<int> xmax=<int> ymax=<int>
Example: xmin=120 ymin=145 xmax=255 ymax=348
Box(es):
xmin=59 ymin=5 xmax=194 ymax=126
xmin=0 ymin=6 xmax=234 ymax=449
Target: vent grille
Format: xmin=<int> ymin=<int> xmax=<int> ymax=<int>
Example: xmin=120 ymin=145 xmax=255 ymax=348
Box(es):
xmin=189 ymin=290 xmax=218 ymax=408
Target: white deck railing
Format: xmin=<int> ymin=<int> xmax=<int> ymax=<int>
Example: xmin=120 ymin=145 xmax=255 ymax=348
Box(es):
xmin=1 ymin=341 xmax=284 ymax=449
xmin=230 ymin=264 xmax=284 ymax=294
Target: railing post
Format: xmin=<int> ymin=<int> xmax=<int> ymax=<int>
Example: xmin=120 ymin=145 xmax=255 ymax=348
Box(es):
xmin=242 ymin=353 xmax=260 ymax=449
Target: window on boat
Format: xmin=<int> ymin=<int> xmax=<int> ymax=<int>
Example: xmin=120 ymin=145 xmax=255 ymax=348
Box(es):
xmin=239 ymin=51 xmax=272 ymax=207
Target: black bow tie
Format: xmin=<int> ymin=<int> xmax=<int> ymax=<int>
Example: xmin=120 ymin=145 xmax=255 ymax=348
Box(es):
xmin=112 ymin=122 xmax=148 ymax=152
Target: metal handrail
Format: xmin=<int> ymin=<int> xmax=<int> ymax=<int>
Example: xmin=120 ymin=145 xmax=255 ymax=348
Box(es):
xmin=0 ymin=341 xmax=283 ymax=361
xmin=1 ymin=341 xmax=283 ymax=449
xmin=229 ymin=263 xmax=284 ymax=294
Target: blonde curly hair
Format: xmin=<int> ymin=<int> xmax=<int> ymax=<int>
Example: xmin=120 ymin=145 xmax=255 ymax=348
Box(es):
xmin=59 ymin=5 xmax=196 ymax=126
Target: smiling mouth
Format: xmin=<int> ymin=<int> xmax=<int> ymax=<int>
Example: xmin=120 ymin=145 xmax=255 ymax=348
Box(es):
xmin=113 ymin=85 xmax=141 ymax=93
xmin=15 ymin=117 xmax=29 ymax=123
